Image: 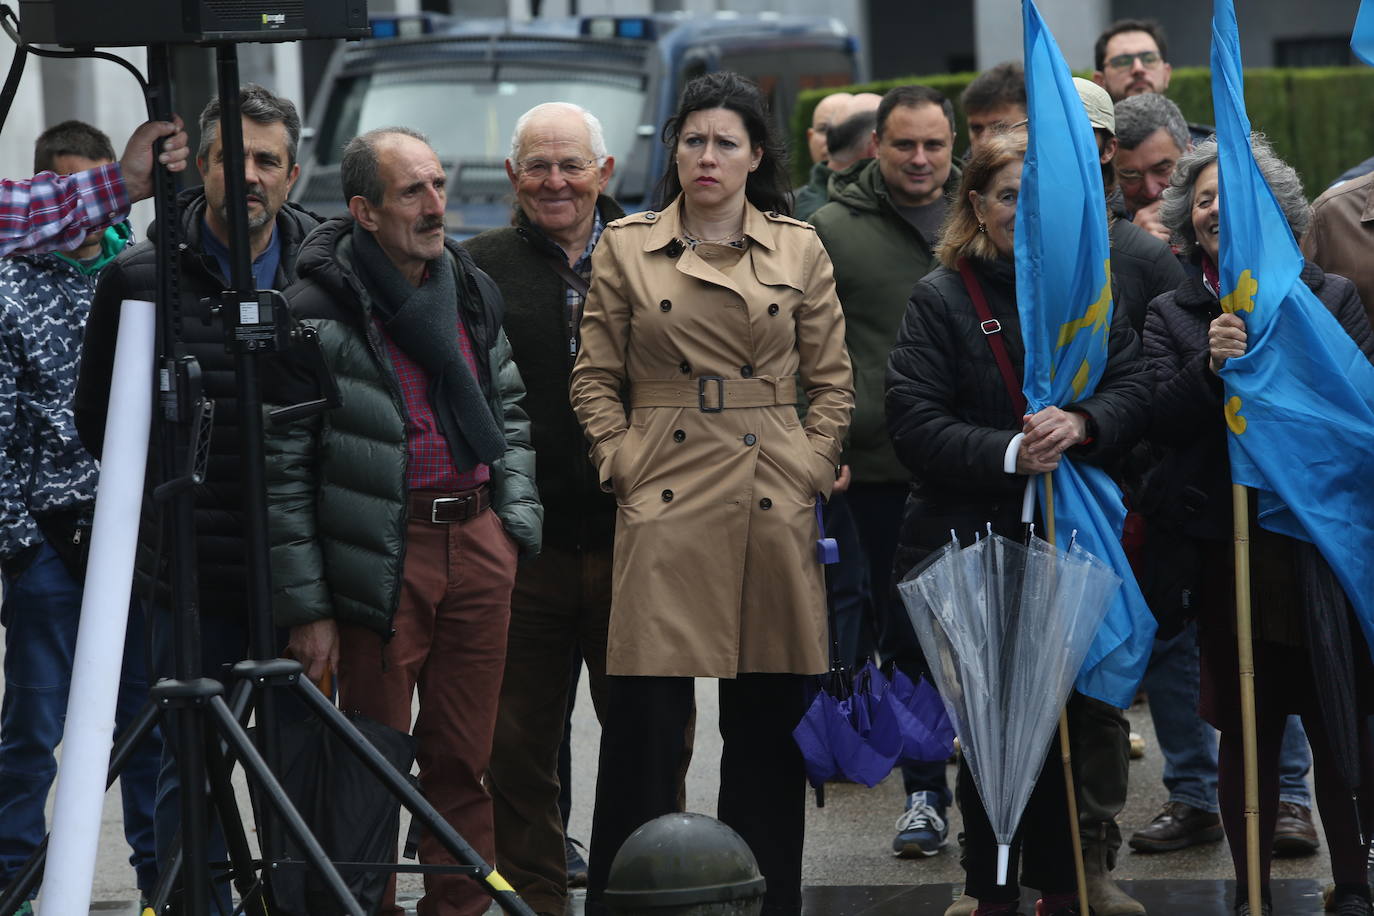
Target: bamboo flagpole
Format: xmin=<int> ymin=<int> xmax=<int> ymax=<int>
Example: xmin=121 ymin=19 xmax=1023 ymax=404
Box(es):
xmin=1042 ymin=472 xmax=1091 ymax=914
xmin=1231 ymin=483 xmax=1263 ymax=912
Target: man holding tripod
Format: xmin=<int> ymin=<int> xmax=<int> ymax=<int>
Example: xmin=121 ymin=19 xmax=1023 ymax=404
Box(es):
xmin=74 ymin=84 xmax=321 ymax=904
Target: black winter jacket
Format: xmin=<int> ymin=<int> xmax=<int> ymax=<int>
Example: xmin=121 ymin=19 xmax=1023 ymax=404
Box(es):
xmin=460 ymin=196 xmax=624 ymax=551
xmin=885 ymin=256 xmax=1150 ymax=561
xmin=75 ymin=189 xmax=321 ymax=617
xmin=1140 ymin=261 xmax=1374 ymax=542
xmin=1109 ymin=217 xmax=1187 ymax=335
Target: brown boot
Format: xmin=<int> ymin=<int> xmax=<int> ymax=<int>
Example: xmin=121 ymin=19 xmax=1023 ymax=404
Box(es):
xmin=1084 ymin=836 xmax=1145 ymax=915
xmin=944 ymin=893 xmax=977 ymax=916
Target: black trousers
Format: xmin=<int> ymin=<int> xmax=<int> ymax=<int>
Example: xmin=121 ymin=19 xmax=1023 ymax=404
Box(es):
xmin=957 ymin=694 xmax=1083 ymax=904
xmin=586 ymin=673 xmax=807 ymax=915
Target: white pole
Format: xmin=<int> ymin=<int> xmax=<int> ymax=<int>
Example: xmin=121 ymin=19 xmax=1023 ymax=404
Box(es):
xmin=38 ymin=299 xmax=156 ymax=915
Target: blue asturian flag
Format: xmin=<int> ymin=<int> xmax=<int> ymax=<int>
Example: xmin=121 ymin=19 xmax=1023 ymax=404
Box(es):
xmin=1354 ymin=0 xmax=1374 ymax=66
xmin=1212 ymin=0 xmax=1374 ymax=663
xmin=1015 ymin=0 xmax=1156 ymax=708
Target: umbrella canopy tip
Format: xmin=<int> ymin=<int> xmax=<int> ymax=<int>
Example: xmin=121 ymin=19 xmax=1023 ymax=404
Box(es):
xmin=997 ymin=843 xmax=1011 ymax=886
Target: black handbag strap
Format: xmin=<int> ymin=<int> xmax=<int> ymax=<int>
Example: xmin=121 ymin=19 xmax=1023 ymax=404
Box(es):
xmin=957 ymin=257 xmax=1026 ymax=417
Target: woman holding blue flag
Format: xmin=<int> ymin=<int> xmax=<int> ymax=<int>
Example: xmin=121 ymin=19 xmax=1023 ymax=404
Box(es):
xmin=886 ymin=129 xmax=1150 ymax=916
xmin=1142 ymin=134 xmax=1374 ymax=916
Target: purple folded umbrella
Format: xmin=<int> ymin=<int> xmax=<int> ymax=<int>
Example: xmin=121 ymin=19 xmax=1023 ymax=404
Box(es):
xmin=792 ymin=662 xmax=955 ymax=793
xmin=890 ymin=668 xmax=957 ymax=760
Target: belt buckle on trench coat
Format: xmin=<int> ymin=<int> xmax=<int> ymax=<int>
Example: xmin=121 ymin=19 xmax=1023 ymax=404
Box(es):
xmin=698 ymin=375 xmax=725 ymax=412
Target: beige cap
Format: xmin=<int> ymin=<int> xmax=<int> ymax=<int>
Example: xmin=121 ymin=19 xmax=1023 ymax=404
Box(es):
xmin=1072 ymin=77 xmax=1115 ymax=135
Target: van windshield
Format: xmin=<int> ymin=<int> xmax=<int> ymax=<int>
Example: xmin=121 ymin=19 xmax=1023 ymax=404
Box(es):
xmin=317 ymin=69 xmax=647 ymax=170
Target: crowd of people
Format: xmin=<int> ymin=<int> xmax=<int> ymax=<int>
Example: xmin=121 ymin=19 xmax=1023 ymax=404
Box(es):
xmin=0 ymin=13 xmax=1372 ymax=916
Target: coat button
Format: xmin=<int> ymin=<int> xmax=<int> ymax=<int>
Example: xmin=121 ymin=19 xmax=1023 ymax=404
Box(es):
xmin=759 ymin=497 xmax=772 ymax=510
xmin=645 ymin=211 xmax=658 ymax=221
xmin=679 ymin=361 xmax=691 ymax=374
xmin=660 ymin=299 xmax=672 ymax=312
xmin=743 ymin=433 xmax=757 ymax=446
xmin=768 ymin=303 xmax=779 ymax=316
xmin=740 ymin=365 xmax=753 ymax=378
xmin=665 ymin=239 xmax=684 ymax=258
xmin=661 ymin=489 xmax=674 ymax=502
xmin=673 ymin=429 xmax=686 ymax=442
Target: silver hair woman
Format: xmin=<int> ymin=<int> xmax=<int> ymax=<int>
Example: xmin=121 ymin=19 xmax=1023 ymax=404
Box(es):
xmin=1142 ymin=133 xmax=1374 ymax=916
xmin=1157 ymin=133 xmax=1308 ymax=256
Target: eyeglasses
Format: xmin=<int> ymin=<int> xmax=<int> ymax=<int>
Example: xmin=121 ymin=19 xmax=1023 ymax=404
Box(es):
xmin=517 ymin=157 xmax=599 ymax=180
xmin=1117 ymin=162 xmax=1176 ymax=184
xmin=1106 ymin=50 xmax=1162 ymax=70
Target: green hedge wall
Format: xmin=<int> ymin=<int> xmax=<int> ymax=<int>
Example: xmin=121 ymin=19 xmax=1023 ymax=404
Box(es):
xmin=790 ymin=67 xmax=1374 ymax=197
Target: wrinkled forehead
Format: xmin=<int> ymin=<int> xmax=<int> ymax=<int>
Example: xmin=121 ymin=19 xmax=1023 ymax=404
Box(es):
xmin=378 ymin=135 xmax=443 ymax=186
xmin=515 ymin=112 xmax=595 ymax=162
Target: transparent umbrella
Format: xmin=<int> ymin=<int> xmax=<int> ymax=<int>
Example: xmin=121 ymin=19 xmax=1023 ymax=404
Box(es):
xmin=897 ymin=528 xmax=1120 ymax=884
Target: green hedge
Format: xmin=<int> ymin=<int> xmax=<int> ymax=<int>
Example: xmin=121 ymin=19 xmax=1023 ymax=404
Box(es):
xmin=790 ymin=67 xmax=1374 ymax=196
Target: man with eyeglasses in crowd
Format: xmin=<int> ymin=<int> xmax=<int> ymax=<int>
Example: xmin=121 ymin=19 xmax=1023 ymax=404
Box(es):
xmin=1112 ymin=93 xmax=1190 ymax=244
xmin=1091 ymin=19 xmax=1213 ymax=146
xmin=463 ymin=101 xmax=626 ymax=916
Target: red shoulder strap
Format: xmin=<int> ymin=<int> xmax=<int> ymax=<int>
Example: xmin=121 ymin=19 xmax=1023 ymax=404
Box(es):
xmin=957 ymin=257 xmax=1026 ymax=417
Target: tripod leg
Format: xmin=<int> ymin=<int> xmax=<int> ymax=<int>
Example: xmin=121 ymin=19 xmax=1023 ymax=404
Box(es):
xmin=174 ymin=702 xmax=214 ymax=916
xmin=292 ymin=679 xmax=536 ymax=916
xmin=0 ymin=698 xmax=164 ymax=912
xmin=204 ymin=732 xmax=269 ymax=916
xmin=203 ymin=694 xmax=365 ymax=916
xmin=146 ymin=841 xmax=182 ymax=916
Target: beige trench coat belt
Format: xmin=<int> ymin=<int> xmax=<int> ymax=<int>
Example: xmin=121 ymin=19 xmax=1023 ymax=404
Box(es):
xmin=628 ymin=376 xmax=798 ymax=412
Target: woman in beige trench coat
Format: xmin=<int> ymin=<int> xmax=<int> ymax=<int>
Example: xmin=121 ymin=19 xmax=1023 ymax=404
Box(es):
xmin=572 ymin=73 xmax=853 ymax=916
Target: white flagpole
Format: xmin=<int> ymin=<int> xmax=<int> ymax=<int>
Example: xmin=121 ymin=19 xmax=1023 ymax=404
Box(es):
xmin=39 ymin=299 xmax=156 ymax=915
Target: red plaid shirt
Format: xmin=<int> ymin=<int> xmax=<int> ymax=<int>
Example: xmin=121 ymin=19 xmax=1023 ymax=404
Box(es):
xmin=0 ymin=164 xmax=130 ymax=258
xmin=376 ymin=315 xmax=491 ymax=491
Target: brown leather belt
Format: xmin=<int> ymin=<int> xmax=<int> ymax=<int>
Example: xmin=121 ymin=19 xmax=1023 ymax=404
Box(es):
xmin=629 ymin=376 xmax=796 ymax=412
xmin=409 ymin=485 xmax=491 ymax=524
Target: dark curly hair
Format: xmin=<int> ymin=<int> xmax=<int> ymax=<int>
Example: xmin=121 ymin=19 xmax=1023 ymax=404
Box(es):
xmin=654 ymin=71 xmax=791 ymax=215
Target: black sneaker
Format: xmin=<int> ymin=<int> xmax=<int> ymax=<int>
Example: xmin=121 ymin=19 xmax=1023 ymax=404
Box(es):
xmin=566 ymin=835 xmax=589 ymax=888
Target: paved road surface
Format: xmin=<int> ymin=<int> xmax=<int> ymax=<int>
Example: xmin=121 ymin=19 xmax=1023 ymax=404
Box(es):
xmin=1 ymin=649 xmax=1344 ymax=914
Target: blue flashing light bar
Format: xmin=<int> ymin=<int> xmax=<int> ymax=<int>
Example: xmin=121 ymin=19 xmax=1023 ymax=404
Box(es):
xmin=580 ymin=16 xmax=656 ymax=40
xmin=370 ymin=15 xmax=435 ymax=39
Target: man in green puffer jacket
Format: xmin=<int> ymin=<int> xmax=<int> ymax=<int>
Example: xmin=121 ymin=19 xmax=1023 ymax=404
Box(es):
xmin=809 ymin=84 xmax=962 ymax=860
xmin=264 ymin=126 xmax=540 ymax=916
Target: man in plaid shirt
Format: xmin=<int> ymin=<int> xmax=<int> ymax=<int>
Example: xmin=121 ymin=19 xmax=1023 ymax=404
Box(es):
xmin=0 ymin=116 xmax=189 ymax=257
xmin=462 ymin=102 xmax=628 ymax=916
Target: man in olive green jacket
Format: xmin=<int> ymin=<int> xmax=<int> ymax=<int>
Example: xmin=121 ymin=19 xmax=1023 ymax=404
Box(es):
xmin=810 ymin=84 xmax=961 ymax=859
xmin=266 ymin=127 xmax=540 ymax=916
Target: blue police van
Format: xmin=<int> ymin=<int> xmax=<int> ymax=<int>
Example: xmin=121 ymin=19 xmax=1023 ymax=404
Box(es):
xmin=292 ymin=12 xmax=861 ymax=236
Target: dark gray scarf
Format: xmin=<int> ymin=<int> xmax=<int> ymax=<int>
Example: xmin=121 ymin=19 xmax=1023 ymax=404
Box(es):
xmin=351 ymin=223 xmax=506 ymax=471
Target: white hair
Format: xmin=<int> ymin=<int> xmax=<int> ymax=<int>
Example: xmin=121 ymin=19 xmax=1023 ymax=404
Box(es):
xmin=508 ymin=102 xmax=608 ymax=165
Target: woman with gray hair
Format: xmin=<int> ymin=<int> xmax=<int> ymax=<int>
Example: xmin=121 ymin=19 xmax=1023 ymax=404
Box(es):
xmin=1142 ymin=134 xmax=1374 ymax=916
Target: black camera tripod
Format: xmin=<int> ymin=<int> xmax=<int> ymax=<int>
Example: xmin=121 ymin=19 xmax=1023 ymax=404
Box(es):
xmin=0 ymin=32 xmax=534 ymax=916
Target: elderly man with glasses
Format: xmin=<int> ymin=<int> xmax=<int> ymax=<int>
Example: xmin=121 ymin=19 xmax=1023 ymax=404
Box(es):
xmin=463 ymin=102 xmax=678 ymax=916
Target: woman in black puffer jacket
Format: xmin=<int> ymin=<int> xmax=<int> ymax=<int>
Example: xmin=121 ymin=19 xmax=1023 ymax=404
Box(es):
xmin=1141 ymin=134 xmax=1374 ymax=916
xmin=885 ymin=130 xmax=1149 ymax=916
